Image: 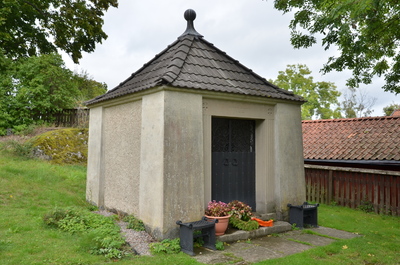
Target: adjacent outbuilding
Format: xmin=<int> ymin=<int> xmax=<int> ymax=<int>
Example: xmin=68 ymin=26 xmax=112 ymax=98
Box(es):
xmin=85 ymin=9 xmax=306 ymax=239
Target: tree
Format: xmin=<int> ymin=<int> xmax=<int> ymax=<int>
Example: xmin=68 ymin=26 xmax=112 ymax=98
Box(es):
xmin=273 ymin=0 xmax=400 ymax=94
xmin=8 ymin=53 xmax=80 ymax=127
xmin=339 ymin=87 xmax=377 ymax=118
xmin=0 ymin=53 xmax=107 ymax=135
xmin=0 ymin=52 xmax=14 ymax=134
xmin=0 ymin=0 xmax=118 ymax=63
xmin=383 ymin=103 xmax=400 ymax=116
xmin=72 ymin=70 xmax=107 ymax=107
xmin=271 ymin=64 xmax=341 ymax=120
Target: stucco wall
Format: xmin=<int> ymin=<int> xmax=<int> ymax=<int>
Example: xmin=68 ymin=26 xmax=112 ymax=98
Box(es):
xmin=102 ymin=100 xmax=142 ymax=215
xmin=87 ymin=88 xmax=305 ymax=239
xmin=140 ymin=90 xmax=204 ymax=239
xmin=86 ymin=107 xmax=104 ymax=206
xmin=274 ymin=102 xmax=306 ymax=219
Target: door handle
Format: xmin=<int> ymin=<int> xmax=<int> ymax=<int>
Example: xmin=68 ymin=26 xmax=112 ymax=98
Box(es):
xmin=224 ymin=159 xmax=229 ymax=166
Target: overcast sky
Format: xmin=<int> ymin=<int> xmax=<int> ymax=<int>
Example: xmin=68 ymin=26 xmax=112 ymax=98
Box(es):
xmin=62 ymin=0 xmax=398 ymax=116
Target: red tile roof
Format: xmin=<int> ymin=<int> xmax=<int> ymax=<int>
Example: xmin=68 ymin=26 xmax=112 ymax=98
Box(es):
xmin=391 ymin=109 xmax=400 ymax=116
xmin=302 ymin=116 xmax=400 ymax=161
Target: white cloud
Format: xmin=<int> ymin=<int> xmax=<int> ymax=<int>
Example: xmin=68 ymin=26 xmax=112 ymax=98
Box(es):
xmin=62 ymin=0 xmax=398 ymax=116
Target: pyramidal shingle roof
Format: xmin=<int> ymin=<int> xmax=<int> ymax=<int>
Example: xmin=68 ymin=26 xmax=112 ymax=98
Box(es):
xmin=86 ymin=9 xmax=304 ymax=106
xmin=302 ymin=116 xmax=400 ymax=161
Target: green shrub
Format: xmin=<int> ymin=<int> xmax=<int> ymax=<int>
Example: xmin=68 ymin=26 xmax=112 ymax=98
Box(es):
xmin=13 ymin=123 xmax=37 ymax=136
xmin=123 ymin=215 xmax=146 ymax=231
xmin=149 ymin=238 xmax=181 ymax=254
xmin=229 ymin=216 xmax=259 ymax=231
xmin=228 ymin=200 xmax=253 ymax=221
xmin=1 ymin=140 xmax=34 ymax=158
xmin=43 ymin=207 xmax=130 ymax=259
xmin=358 ymin=199 xmax=374 ymax=213
xmin=193 ymin=230 xmax=204 ymax=248
xmin=84 ymin=227 xmax=128 ymax=259
xmin=215 ymin=240 xmax=225 ymax=250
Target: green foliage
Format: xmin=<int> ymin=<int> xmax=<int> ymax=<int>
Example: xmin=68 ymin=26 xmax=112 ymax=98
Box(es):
xmin=383 ymin=103 xmax=400 ymax=116
xmin=215 ymin=240 xmax=225 ymax=250
xmin=0 ymin=150 xmax=199 ymax=264
xmin=0 ymin=0 xmax=118 ymax=63
xmin=13 ymin=123 xmax=37 ymax=136
xmin=358 ymin=199 xmax=374 ymax=213
xmin=0 ymin=53 xmax=78 ymax=133
xmin=43 ymin=207 xmax=129 ymax=259
xmin=273 ymin=0 xmax=400 ymax=94
xmin=123 ymin=215 xmax=146 ymax=231
xmin=227 ymin=200 xmax=253 ymax=221
xmin=149 ymin=238 xmax=181 ymax=254
xmin=205 ymin=200 xmax=231 ymax=217
xmin=73 ymin=69 xmax=107 ymax=107
xmin=271 ymin=64 xmax=341 ymax=120
xmin=0 ymin=140 xmax=34 ymax=158
xmin=193 ymin=230 xmax=204 ymax=248
xmin=84 ymin=226 xmax=128 ymax=259
xmin=0 ymin=53 xmax=107 ymax=135
xmin=229 ymin=216 xmax=259 ymax=231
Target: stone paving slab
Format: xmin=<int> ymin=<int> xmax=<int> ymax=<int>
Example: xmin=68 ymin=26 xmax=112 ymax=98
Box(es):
xmin=193 ymin=225 xmax=361 ymax=264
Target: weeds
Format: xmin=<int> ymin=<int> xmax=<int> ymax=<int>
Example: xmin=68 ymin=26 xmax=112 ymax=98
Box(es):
xmin=1 ymin=140 xmax=34 ymax=158
xmin=149 ymin=238 xmax=181 ymax=254
xmin=43 ymin=207 xmax=130 ymax=259
xmin=229 ymin=216 xmax=259 ymax=231
xmin=123 ymin=215 xmax=146 ymax=231
xmin=215 ymin=240 xmax=225 ymax=250
xmin=358 ymin=199 xmax=374 ymax=213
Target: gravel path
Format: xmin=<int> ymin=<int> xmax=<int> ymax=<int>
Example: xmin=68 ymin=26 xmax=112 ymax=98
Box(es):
xmin=118 ymin=221 xmax=156 ymax=255
xmin=95 ymin=210 xmax=156 ymax=256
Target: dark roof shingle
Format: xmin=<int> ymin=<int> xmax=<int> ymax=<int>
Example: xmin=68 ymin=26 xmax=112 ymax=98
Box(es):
xmin=86 ymin=33 xmax=304 ymax=105
xmin=302 ymin=117 xmax=400 ymax=161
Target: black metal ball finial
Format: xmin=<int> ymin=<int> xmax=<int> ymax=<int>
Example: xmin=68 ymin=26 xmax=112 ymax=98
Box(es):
xmin=184 ymin=9 xmax=196 ymax=22
xmin=179 ymin=9 xmax=203 ymax=39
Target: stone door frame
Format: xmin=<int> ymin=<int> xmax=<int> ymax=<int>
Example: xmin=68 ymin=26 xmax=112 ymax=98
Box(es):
xmin=203 ymin=98 xmax=275 ymax=214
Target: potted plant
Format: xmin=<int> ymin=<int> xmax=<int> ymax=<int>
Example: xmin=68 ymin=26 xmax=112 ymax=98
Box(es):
xmin=228 ymin=200 xmax=261 ymax=231
xmin=204 ymin=200 xmax=231 ymax=235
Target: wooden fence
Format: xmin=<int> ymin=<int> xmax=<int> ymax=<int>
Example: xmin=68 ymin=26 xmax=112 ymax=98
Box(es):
xmin=305 ymin=164 xmax=400 ymax=216
xmin=40 ymin=109 xmax=89 ymax=127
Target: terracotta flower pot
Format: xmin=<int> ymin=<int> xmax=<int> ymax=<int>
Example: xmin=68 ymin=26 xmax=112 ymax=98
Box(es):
xmin=205 ymin=215 xmax=231 ymax=236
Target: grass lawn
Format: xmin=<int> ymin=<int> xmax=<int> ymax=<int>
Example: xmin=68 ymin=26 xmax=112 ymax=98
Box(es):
xmin=1 ymin=147 xmax=399 ymax=264
xmin=257 ymin=205 xmax=400 ymax=265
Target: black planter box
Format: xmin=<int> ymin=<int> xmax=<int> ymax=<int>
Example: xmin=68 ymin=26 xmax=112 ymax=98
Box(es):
xmin=287 ymin=202 xmax=319 ymax=228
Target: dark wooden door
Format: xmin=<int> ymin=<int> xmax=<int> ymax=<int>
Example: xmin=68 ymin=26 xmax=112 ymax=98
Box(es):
xmin=212 ymin=117 xmax=256 ymax=210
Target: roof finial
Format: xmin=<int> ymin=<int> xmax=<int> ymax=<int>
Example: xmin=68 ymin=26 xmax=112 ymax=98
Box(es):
xmin=179 ymin=9 xmax=203 ymax=39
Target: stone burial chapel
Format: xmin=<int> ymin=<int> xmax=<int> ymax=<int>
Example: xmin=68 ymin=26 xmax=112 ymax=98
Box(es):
xmin=85 ymin=9 xmax=306 ymax=240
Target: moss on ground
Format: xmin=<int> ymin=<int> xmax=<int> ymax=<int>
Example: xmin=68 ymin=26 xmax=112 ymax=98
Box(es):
xmin=30 ymin=128 xmax=88 ymax=165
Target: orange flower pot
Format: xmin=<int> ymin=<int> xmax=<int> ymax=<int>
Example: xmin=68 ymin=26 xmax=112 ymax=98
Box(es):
xmin=251 ymin=217 xmax=273 ymax=227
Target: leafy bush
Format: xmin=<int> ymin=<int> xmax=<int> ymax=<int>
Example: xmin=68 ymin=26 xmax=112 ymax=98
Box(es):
xmin=205 ymin=200 xmax=230 ymax=217
xmin=123 ymin=215 xmax=146 ymax=231
xmin=229 ymin=216 xmax=259 ymax=231
xmin=215 ymin=240 xmax=225 ymax=250
xmin=84 ymin=227 xmax=128 ymax=259
xmin=1 ymin=140 xmax=34 ymax=158
xmin=359 ymin=199 xmax=375 ymax=213
xmin=13 ymin=123 xmax=37 ymax=136
xmin=227 ymin=200 xmax=253 ymax=221
xmin=149 ymin=238 xmax=181 ymax=254
xmin=43 ymin=207 xmax=129 ymax=259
